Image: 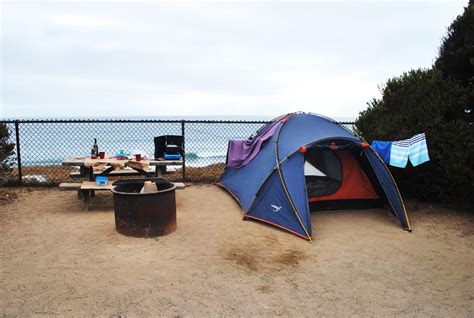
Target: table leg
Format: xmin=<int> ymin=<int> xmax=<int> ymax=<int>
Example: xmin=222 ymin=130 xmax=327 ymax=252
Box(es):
xmin=85 ymin=167 xmax=94 ymax=181
xmin=155 ymin=167 xmax=163 ymax=177
xmin=82 ymin=190 xmax=90 ymax=211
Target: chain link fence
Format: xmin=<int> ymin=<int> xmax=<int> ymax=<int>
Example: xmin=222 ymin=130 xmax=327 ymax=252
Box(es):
xmin=0 ymin=119 xmax=354 ymax=185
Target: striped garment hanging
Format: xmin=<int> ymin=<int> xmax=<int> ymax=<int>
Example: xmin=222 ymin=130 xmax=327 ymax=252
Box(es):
xmin=389 ymin=133 xmax=430 ymax=168
xmin=408 ymin=133 xmax=430 ymax=166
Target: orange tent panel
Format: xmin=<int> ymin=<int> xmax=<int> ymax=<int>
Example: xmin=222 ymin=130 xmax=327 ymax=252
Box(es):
xmin=308 ymin=150 xmax=379 ymax=202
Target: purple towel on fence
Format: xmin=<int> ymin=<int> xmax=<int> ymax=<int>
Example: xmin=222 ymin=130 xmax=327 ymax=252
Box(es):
xmin=227 ymin=119 xmax=282 ymax=169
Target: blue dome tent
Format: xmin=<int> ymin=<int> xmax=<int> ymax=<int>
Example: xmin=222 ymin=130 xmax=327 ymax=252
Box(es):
xmin=218 ymin=112 xmax=411 ymax=241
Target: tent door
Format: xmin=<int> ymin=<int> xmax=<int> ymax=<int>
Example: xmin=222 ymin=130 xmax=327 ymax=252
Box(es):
xmin=305 ymin=148 xmax=379 ymax=209
xmin=304 ymin=147 xmax=343 ymax=198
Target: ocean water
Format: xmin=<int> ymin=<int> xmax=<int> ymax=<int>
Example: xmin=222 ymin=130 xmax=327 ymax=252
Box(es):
xmin=6 ymin=115 xmax=355 ymax=168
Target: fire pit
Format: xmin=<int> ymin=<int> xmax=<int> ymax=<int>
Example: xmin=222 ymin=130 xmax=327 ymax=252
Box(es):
xmin=111 ymin=178 xmax=176 ymax=237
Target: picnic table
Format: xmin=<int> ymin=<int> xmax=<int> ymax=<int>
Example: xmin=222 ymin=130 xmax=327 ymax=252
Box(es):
xmin=60 ymin=156 xmax=184 ymax=210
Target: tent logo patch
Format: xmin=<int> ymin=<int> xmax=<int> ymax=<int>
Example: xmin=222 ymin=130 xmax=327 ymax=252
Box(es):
xmin=271 ymin=204 xmax=282 ymax=213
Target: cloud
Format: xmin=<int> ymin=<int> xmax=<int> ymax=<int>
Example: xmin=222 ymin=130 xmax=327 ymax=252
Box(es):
xmin=0 ymin=1 xmax=466 ymax=118
xmin=50 ymin=15 xmax=115 ymax=28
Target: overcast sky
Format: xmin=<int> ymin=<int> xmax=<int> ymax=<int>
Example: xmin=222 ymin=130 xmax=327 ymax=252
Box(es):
xmin=0 ymin=0 xmax=467 ymax=118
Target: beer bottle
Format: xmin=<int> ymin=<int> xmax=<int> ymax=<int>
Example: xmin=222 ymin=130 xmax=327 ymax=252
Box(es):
xmin=94 ymin=138 xmax=99 ymax=156
xmin=91 ymin=138 xmax=98 ymax=159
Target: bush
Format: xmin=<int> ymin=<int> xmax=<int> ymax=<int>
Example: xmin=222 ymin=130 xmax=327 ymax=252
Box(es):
xmin=435 ymin=1 xmax=473 ymax=124
xmin=355 ymin=1 xmax=474 ymax=208
xmin=356 ymin=69 xmax=473 ymax=207
xmin=435 ymin=2 xmax=474 ymax=87
xmin=0 ymin=123 xmax=15 ymax=184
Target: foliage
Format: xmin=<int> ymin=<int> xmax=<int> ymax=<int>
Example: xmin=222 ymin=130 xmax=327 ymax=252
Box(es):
xmin=435 ymin=2 xmax=474 ymax=87
xmin=356 ymin=69 xmax=473 ymax=207
xmin=435 ymin=1 xmax=474 ymax=123
xmin=356 ymin=2 xmax=474 ymax=208
xmin=0 ymin=123 xmax=15 ymax=183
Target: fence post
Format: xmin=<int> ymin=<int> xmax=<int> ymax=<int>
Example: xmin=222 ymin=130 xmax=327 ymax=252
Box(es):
xmin=181 ymin=120 xmax=186 ymax=182
xmin=14 ymin=121 xmax=22 ymax=185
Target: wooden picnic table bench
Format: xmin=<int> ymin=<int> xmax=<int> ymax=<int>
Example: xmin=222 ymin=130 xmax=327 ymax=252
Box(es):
xmin=59 ymin=181 xmax=186 ymax=210
xmin=69 ymin=167 xmax=157 ymax=178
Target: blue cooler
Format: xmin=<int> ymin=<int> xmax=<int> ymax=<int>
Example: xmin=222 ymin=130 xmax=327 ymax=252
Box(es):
xmin=96 ymin=176 xmax=109 ymax=186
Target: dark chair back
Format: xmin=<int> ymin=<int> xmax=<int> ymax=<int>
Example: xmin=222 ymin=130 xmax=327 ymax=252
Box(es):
xmin=154 ymin=135 xmax=184 ymax=159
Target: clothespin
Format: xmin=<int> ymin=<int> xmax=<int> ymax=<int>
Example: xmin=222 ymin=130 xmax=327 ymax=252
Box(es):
xmin=360 ymin=142 xmax=369 ymax=156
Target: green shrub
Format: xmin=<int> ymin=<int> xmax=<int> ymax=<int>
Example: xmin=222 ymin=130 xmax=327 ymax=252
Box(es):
xmin=435 ymin=1 xmax=473 ymax=124
xmin=0 ymin=123 xmax=15 ymax=184
xmin=435 ymin=2 xmax=474 ymax=87
xmin=355 ymin=1 xmax=473 ymax=208
xmin=356 ymin=70 xmax=473 ymax=207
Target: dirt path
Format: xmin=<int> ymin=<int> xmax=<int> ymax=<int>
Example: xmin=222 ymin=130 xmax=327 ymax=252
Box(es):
xmin=1 ymin=186 xmax=473 ymax=316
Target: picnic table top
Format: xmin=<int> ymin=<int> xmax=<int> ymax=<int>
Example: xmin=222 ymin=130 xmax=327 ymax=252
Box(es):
xmin=62 ymin=156 xmax=183 ymax=167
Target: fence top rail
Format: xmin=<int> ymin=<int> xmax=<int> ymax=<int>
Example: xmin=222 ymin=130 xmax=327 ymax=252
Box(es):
xmin=0 ymin=119 xmax=355 ymax=125
xmin=0 ymin=119 xmax=271 ymax=124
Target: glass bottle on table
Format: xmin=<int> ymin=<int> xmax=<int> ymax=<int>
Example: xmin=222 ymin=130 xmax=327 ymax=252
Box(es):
xmin=91 ymin=138 xmax=98 ymax=159
xmin=94 ymin=138 xmax=99 ymax=157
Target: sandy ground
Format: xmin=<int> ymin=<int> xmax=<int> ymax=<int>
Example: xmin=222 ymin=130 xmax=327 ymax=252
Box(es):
xmin=1 ymin=185 xmax=473 ymax=317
